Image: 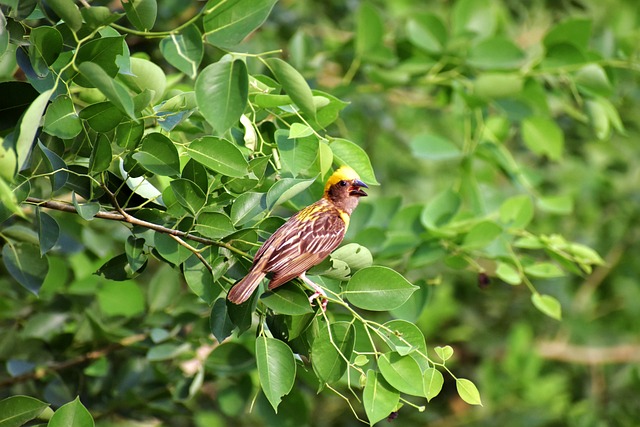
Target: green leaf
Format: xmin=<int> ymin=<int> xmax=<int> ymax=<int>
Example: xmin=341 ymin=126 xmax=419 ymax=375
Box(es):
xmin=36 ymin=141 xmax=68 ymax=191
xmin=538 ymin=195 xmax=573 ymax=215
xmin=409 ymin=133 xmax=461 ymax=161
xmin=256 ymin=336 xmax=296 ymax=412
xmin=122 ymin=0 xmax=157 ymax=31
xmin=543 ymin=18 xmax=592 ymax=51
xmin=329 ymin=138 xmax=378 ymax=184
xmin=154 ymin=232 xmax=193 ymax=266
xmin=531 ymin=293 xmax=562 ymax=320
xmin=420 ymin=189 xmax=461 ymax=230
xmin=170 ymin=178 xmax=206 ymax=216
xmin=468 ymin=36 xmax=525 ymax=70
xmin=363 ymin=370 xmax=400 ymax=426
xmin=406 ymin=13 xmax=447 ymax=54
xmin=275 ymin=130 xmax=318 ymax=177
xmin=462 ymin=221 xmax=503 ymax=249
xmin=80 ymin=102 xmax=124 ymax=133
xmin=160 ymin=24 xmax=203 ymax=79
xmin=380 ymin=319 xmax=426 ymax=356
xmin=0 ymin=395 xmax=49 ymax=427
xmin=474 ymin=73 xmax=524 ymax=99
xmin=230 ymin=192 xmax=267 ymax=225
xmin=210 ymin=297 xmax=235 ymax=343
xmin=434 ymin=345 xmax=454 ymax=362
xmin=72 ymin=192 xmax=100 ymax=221
xmin=2 ymin=243 xmax=48 ymax=295
xmin=311 ymin=322 xmax=355 ymax=384
xmin=345 ymin=266 xmax=418 ymax=311
xmin=496 ymin=262 xmax=521 ymax=285
xmin=456 ymin=378 xmax=482 ymax=406
xmin=524 ymin=262 xmax=565 ymax=278
xmin=499 ymin=195 xmax=533 ymax=229
xmin=355 ymin=2 xmax=384 ymax=56
xmin=378 ymin=352 xmax=424 ymax=397
xmin=195 ymin=212 xmax=236 ymax=239
xmin=266 ymin=177 xmax=316 ymax=210
xmin=125 ymin=235 xmax=147 ymax=272
xmin=119 ymin=57 xmax=167 ymax=105
xmin=423 ymin=368 xmax=444 ymax=402
xmin=132 ymin=132 xmax=180 ymax=176
xmin=45 ymin=0 xmax=83 ymax=32
xmin=89 ymin=134 xmax=112 ymax=173
xmin=330 ymin=243 xmax=373 ymax=272
xmin=186 ymin=136 xmax=248 ymax=178
xmin=96 ymin=253 xmax=134 ymax=281
xmin=81 ymin=6 xmax=123 ymax=29
xmin=147 ymin=343 xmax=190 ymax=361
xmin=74 ymin=37 xmax=124 ymax=87
xmin=261 ymin=285 xmax=314 ymax=315
xmin=195 ymin=56 xmax=248 ymax=134
xmin=47 ymin=397 xmax=94 ymax=426
xmin=288 ymin=123 xmax=314 ymax=139
xmin=37 ymin=210 xmax=59 ymax=255
xmin=43 ymin=95 xmax=82 ymax=139
xmin=15 ymin=89 xmax=53 ymax=172
xmin=452 ymin=0 xmax=495 ymax=38
xmin=203 ymin=0 xmax=278 ymax=49
xmin=28 ymin=26 xmax=62 ymax=76
xmin=265 ymin=57 xmax=316 ymax=119
xmin=521 ymin=116 xmax=564 ymax=161
xmin=78 ymin=62 xmax=135 ymax=119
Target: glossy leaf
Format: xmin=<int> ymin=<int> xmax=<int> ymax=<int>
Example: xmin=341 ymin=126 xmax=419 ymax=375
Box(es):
xmin=132 ymin=132 xmax=180 ymax=176
xmin=122 ymin=0 xmax=157 ymax=31
xmin=265 ymin=57 xmax=316 ymax=119
xmin=186 ymin=137 xmax=248 ymax=178
xmin=195 ymin=212 xmax=236 ymax=239
xmin=256 ymin=336 xmax=296 ymax=412
xmin=423 ymin=368 xmax=444 ymax=402
xmin=170 ymin=178 xmax=206 ymax=216
xmin=345 ymin=266 xmax=417 ymax=311
xmin=0 ymin=395 xmax=49 ymax=427
xmin=378 ymin=352 xmax=424 ymax=397
xmin=72 ymin=192 xmax=100 ymax=221
xmin=329 ymin=138 xmax=379 ymax=185
xmin=363 ymin=370 xmax=399 ymax=426
xmin=380 ymin=319 xmax=427 ymax=356
xmin=89 ymin=134 xmax=112 ymax=173
xmin=195 ymin=56 xmax=248 ymax=134
xmin=275 ymin=130 xmax=318 ymax=177
xmin=37 ymin=210 xmax=59 ymax=255
xmin=46 ymin=0 xmax=83 ymax=32
xmin=203 ymin=0 xmax=278 ymax=49
xmin=160 ymin=24 xmax=203 ymax=79
xmin=43 ymin=95 xmax=82 ymax=139
xmin=261 ymin=285 xmax=314 ymax=315
xmin=78 ymin=62 xmax=135 ymax=119
xmin=15 ymin=89 xmax=53 ymax=172
xmin=2 ymin=243 xmax=48 ymax=296
xmin=455 ymin=378 xmax=482 ymax=406
xmin=311 ymin=322 xmax=355 ymax=384
xmin=266 ymin=177 xmax=315 ymax=210
xmin=210 ymin=297 xmax=235 ymax=343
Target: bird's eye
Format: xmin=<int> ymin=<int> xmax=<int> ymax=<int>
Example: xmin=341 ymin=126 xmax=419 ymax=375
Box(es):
xmin=339 ymin=180 xmax=347 ymax=187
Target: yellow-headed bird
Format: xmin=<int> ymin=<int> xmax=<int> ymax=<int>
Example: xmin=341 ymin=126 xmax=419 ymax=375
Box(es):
xmin=227 ymin=166 xmax=369 ymax=309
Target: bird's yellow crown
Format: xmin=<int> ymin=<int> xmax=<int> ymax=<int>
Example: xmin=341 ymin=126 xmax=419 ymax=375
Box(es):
xmin=324 ymin=166 xmax=362 ymax=192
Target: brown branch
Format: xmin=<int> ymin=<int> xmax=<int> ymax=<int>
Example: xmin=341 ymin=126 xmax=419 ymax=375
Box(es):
xmin=537 ymin=341 xmax=640 ymax=365
xmin=0 ymin=334 xmax=146 ymax=388
xmin=25 ymin=197 xmax=250 ymax=259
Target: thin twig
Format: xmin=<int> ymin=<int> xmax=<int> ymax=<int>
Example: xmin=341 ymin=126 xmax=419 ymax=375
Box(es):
xmin=24 ymin=197 xmax=250 ymax=259
xmin=169 ymin=234 xmax=213 ymax=273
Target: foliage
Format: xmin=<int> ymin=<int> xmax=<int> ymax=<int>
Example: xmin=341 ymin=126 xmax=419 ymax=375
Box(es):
xmin=0 ymin=0 xmax=639 ymax=426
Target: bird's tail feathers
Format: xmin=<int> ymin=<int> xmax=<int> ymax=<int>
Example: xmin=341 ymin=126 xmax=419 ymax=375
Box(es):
xmin=227 ymin=269 xmax=267 ymax=304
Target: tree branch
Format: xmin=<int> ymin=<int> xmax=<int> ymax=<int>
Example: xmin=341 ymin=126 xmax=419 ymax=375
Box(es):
xmin=537 ymin=341 xmax=640 ymax=365
xmin=25 ymin=197 xmax=250 ymax=259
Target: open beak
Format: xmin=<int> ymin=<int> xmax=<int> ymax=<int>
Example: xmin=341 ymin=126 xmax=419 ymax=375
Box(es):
xmin=350 ymin=179 xmax=368 ymax=197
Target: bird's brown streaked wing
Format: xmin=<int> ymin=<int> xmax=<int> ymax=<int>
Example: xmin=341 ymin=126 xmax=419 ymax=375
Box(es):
xmin=266 ymin=212 xmax=346 ymax=289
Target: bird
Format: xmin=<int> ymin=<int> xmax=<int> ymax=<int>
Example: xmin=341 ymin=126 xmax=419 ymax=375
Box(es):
xmin=227 ymin=165 xmax=369 ymax=310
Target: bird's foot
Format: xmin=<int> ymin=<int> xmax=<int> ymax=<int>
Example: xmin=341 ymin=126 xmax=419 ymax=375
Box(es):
xmin=301 ymin=273 xmax=328 ymax=311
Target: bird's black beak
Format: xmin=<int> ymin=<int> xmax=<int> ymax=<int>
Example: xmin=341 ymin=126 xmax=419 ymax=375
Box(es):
xmin=350 ymin=179 xmax=368 ymax=197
